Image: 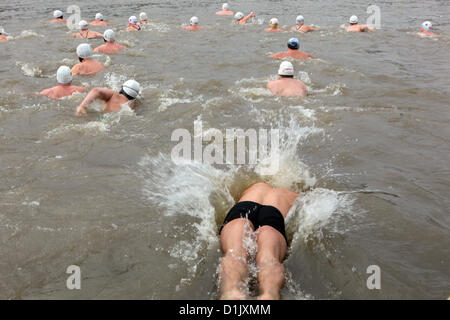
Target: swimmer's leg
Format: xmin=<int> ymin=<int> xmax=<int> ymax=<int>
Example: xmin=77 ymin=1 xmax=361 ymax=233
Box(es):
xmin=219 ymin=218 xmax=254 ymax=300
xmin=255 ymin=226 xmax=287 ymax=300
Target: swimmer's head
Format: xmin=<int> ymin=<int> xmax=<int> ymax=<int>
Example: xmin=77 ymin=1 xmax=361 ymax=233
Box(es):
xmin=56 ymin=66 xmax=72 ymax=85
xmin=103 ymin=29 xmax=115 ymax=43
xmin=287 ymin=37 xmax=300 ymax=50
xmin=95 ymin=13 xmax=104 ymax=21
xmin=278 ymin=61 xmax=294 ymax=77
xmin=121 ymin=79 xmax=141 ymax=100
xmin=235 ymin=12 xmax=244 ymax=21
xmin=140 ymin=12 xmax=148 ymax=21
xmin=190 ymin=16 xmax=199 ymax=26
xmin=222 ymin=3 xmax=230 ymax=11
xmin=53 ymin=10 xmax=63 ymax=19
xmin=349 ymin=15 xmax=358 ymax=25
xmin=270 ymin=18 xmax=279 ymax=28
xmin=76 ymin=43 xmax=92 ymax=61
xmin=296 ymin=15 xmax=304 ymax=25
xmin=129 ymin=16 xmax=138 ymax=25
xmin=79 ymin=20 xmax=89 ymax=30
xmin=422 ymin=21 xmax=432 ymax=31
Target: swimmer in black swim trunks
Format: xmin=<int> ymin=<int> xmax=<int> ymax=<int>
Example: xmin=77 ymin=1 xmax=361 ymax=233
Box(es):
xmin=219 ymin=182 xmax=299 ymax=300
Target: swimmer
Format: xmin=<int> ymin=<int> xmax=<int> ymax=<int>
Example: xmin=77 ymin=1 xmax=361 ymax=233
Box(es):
xmin=419 ymin=21 xmax=433 ymax=36
xmin=89 ymin=13 xmax=109 ymax=26
xmin=216 ymin=3 xmax=234 ymax=16
xmin=268 ymin=37 xmax=315 ymax=61
xmin=0 ymin=27 xmax=8 ymax=42
xmin=267 ymin=61 xmax=307 ymax=98
xmin=40 ymin=66 xmax=85 ymax=99
xmin=290 ymin=15 xmax=317 ymax=33
xmin=71 ymin=43 xmax=105 ymax=75
xmin=219 ymin=182 xmax=299 ymax=300
xmin=75 ymin=79 xmax=140 ymax=115
xmin=265 ymin=18 xmax=284 ymax=32
xmin=126 ymin=16 xmax=141 ymax=31
xmin=139 ymin=12 xmax=148 ymax=25
xmin=72 ymin=20 xmax=103 ymax=39
xmin=345 ymin=15 xmax=375 ymax=32
xmin=184 ymin=16 xmax=203 ymax=31
xmin=234 ymin=11 xmax=255 ymax=25
xmin=50 ymin=10 xmax=67 ymax=23
xmin=93 ymin=29 xmax=125 ymax=54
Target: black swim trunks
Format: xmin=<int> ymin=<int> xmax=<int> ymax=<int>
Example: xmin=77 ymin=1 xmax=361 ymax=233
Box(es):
xmin=219 ymin=201 xmax=288 ymax=244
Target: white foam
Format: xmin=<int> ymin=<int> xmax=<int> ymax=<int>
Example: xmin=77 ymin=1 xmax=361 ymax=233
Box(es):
xmin=286 ymin=188 xmax=355 ymax=247
xmin=15 ymin=30 xmax=44 ymax=39
xmin=16 ymin=61 xmax=42 ymax=77
xmin=46 ymin=121 xmax=110 ymax=138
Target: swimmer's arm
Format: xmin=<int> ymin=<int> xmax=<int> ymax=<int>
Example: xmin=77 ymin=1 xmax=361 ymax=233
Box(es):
xmin=308 ymin=26 xmax=318 ymax=31
xmin=39 ymin=88 xmax=50 ymax=95
xmin=242 ymin=12 xmax=255 ymax=23
xmin=361 ymin=25 xmax=375 ymax=32
xmin=268 ymin=52 xmax=281 ymax=59
xmin=266 ymin=82 xmax=275 ymax=93
xmin=76 ymin=88 xmax=115 ymax=115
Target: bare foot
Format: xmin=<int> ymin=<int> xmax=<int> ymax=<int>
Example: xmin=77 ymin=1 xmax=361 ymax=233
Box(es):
xmin=257 ymin=292 xmax=280 ymax=300
xmin=220 ymin=289 xmax=247 ymax=300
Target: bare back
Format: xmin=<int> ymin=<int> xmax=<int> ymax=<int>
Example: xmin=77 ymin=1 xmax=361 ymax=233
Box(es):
xmin=71 ymin=59 xmax=104 ymax=75
xmin=267 ymin=78 xmax=307 ymax=98
xmin=103 ymin=92 xmax=132 ymax=113
xmin=346 ymin=24 xmax=374 ymax=32
xmin=94 ymin=42 xmax=125 ymax=54
xmin=238 ymin=183 xmax=299 ymax=218
xmin=269 ymin=50 xmax=314 ymax=61
xmin=40 ymin=85 xmax=85 ymax=99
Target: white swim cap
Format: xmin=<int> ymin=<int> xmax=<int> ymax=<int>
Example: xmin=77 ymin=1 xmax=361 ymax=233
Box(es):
xmin=270 ymin=18 xmax=279 ymax=26
xmin=349 ymin=15 xmax=358 ymax=24
xmin=53 ymin=10 xmax=63 ymax=18
xmin=190 ymin=16 xmax=199 ymax=25
xmin=222 ymin=3 xmax=230 ymax=10
xmin=56 ymin=66 xmax=72 ymax=84
xmin=76 ymin=43 xmax=92 ymax=59
xmin=140 ymin=12 xmax=148 ymax=20
xmin=235 ymin=12 xmax=244 ymax=20
xmin=122 ymin=80 xmax=140 ymax=99
xmin=278 ymin=61 xmax=294 ymax=76
xmin=103 ymin=29 xmax=115 ymax=42
xmin=0 ymin=26 xmax=4 ymax=34
xmin=95 ymin=13 xmax=104 ymax=21
xmin=296 ymin=15 xmax=304 ymax=24
xmin=422 ymin=21 xmax=432 ymax=30
xmin=129 ymin=16 xmax=138 ymax=24
xmin=79 ymin=20 xmax=89 ymax=30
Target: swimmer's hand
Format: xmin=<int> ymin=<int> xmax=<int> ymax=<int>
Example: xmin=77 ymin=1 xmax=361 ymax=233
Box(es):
xmin=76 ymin=105 xmax=87 ymax=116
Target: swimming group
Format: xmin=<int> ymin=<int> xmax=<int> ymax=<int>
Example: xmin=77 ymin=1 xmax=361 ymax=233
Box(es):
xmin=0 ymin=3 xmax=437 ymax=116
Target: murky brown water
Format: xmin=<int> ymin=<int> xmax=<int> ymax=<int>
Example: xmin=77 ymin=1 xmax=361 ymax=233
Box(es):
xmin=0 ymin=0 xmax=449 ymax=299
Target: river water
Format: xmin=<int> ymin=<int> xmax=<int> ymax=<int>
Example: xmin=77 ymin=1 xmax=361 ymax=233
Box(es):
xmin=0 ymin=0 xmax=449 ymax=299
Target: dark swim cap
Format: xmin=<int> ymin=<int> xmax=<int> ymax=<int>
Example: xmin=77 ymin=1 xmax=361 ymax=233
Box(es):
xmin=287 ymin=38 xmax=299 ymax=50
